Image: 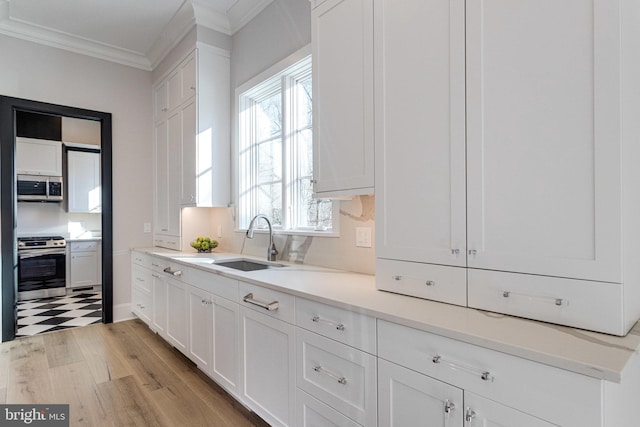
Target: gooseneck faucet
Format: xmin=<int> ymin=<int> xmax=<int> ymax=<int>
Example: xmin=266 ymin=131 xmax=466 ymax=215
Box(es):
xmin=246 ymin=214 xmax=279 ymax=261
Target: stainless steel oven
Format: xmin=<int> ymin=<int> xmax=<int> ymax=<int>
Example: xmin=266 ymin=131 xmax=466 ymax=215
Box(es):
xmin=17 ymin=236 xmax=67 ymax=301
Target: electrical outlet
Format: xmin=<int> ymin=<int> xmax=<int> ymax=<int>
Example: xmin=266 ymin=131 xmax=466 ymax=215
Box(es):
xmin=356 ymin=227 xmax=372 ymax=248
xmin=143 ymin=223 xmax=151 ymax=233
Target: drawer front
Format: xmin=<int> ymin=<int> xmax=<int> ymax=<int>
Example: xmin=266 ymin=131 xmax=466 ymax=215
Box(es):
xmin=131 ymin=251 xmax=150 ymax=268
xmin=296 ymin=389 xmax=361 ymax=427
xmin=180 ymin=266 xmax=238 ymax=301
xmin=70 ymin=241 xmax=98 ymax=251
xmin=376 ymin=258 xmax=467 ymax=306
xmin=132 ymin=265 xmax=152 ymax=293
xmin=468 ymin=268 xmax=624 ymax=335
xmin=132 ymin=286 xmax=152 ymax=324
xmin=377 ymin=320 xmax=601 ymax=427
xmin=239 ymin=281 xmax=295 ymax=324
xmin=154 ymin=235 xmax=180 ymax=250
xmin=296 ymin=329 xmax=377 ymax=426
xmin=296 ymin=298 xmax=376 ymax=354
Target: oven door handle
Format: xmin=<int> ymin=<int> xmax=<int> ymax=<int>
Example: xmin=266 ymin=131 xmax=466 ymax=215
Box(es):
xmin=19 ymin=248 xmax=66 ymax=259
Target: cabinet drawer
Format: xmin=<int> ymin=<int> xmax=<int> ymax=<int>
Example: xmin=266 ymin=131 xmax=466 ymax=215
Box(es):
xmin=70 ymin=241 xmax=98 ymax=252
xmin=296 ymin=389 xmax=361 ymax=427
xmin=376 ymin=258 xmax=467 ymax=306
xmin=131 ymin=265 xmax=152 ymax=293
xmin=131 ymin=251 xmax=150 ymax=268
xmin=180 ymin=266 xmax=238 ymax=301
xmin=296 ymin=298 xmax=376 ymax=354
xmin=154 ymin=235 xmax=180 ymax=250
xmin=377 ymin=320 xmax=601 ymax=427
xmin=468 ymin=269 xmax=625 ymax=335
xmin=132 ymin=286 xmax=152 ymax=324
xmin=239 ymin=281 xmax=295 ymax=324
xmin=296 ymin=329 xmax=377 ymax=426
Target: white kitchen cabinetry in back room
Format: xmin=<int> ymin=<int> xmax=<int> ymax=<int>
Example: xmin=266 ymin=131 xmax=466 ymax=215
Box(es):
xmin=375 ymin=0 xmax=640 ymax=335
xmin=68 ymin=240 xmax=100 ymax=289
xmin=67 ymin=150 xmax=101 ymax=213
xmin=311 ymin=0 xmax=374 ymax=197
xmin=16 ymin=137 xmax=63 ymax=176
xmin=153 ymin=44 xmax=230 ymax=250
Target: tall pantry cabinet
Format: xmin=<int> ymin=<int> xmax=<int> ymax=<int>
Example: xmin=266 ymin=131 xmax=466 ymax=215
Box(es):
xmin=375 ymin=0 xmax=640 ymax=335
xmin=153 ymin=43 xmax=230 ymax=250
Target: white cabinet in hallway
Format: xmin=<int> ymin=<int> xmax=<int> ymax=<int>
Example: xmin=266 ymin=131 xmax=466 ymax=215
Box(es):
xmin=16 ymin=137 xmax=63 ymax=176
xmin=68 ymin=240 xmax=100 ymax=289
xmin=374 ymin=0 xmax=640 ymax=335
xmin=67 ymin=149 xmax=101 ymax=213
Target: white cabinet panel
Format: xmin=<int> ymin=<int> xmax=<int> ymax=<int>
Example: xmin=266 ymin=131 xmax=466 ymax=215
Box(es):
xmin=374 ymin=0 xmax=466 ymax=266
xmin=312 ymin=0 xmax=374 ymax=196
xmin=296 ymin=389 xmax=361 ymax=427
xmin=465 ymin=392 xmax=556 ymax=427
xmin=378 ymin=358 xmax=463 ymax=427
xmin=465 ymin=0 xmax=621 ymax=283
xmin=69 ymin=242 xmax=99 ymax=288
xmin=212 ymin=296 xmax=240 ymax=395
xmin=188 ymin=285 xmax=213 ymax=373
xmin=151 ymin=272 xmax=167 ymax=338
xmin=166 ymin=277 xmax=188 ymax=355
xmin=16 ymin=137 xmax=63 ymax=176
xmin=67 ymin=150 xmax=101 ymax=213
xmin=240 ymin=306 xmax=295 ymax=427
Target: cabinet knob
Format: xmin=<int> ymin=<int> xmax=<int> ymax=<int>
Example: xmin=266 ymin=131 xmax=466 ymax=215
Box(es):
xmin=444 ymin=400 xmax=455 ymax=415
xmin=451 ymin=249 xmax=460 ymax=255
xmin=425 ymin=280 xmax=435 ymax=287
xmin=465 ymin=409 xmax=476 ymax=423
xmin=468 ymin=249 xmax=477 ymax=255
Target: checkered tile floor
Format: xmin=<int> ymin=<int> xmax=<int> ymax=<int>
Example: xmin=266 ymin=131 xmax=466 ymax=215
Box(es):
xmin=16 ymin=292 xmax=102 ymax=337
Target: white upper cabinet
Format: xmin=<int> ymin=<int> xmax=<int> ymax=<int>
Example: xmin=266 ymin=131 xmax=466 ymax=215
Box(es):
xmin=375 ymin=0 xmax=640 ymax=334
xmin=67 ymin=150 xmax=101 ymax=213
xmin=311 ymin=0 xmax=374 ymax=197
xmin=16 ymin=137 xmax=63 ymax=176
xmin=375 ymin=0 xmax=466 ymax=267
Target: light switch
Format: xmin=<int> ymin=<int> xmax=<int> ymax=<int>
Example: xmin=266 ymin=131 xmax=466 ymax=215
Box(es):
xmin=356 ymin=227 xmax=372 ymax=248
xmin=143 ymin=223 xmax=151 ymax=233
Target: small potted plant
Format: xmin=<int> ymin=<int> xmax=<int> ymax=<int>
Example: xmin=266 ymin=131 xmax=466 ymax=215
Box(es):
xmin=190 ymin=236 xmax=218 ymax=253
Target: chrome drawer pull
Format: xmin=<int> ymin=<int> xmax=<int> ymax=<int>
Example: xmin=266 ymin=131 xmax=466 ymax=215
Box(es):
xmin=502 ymin=290 xmax=566 ymax=306
xmin=163 ymin=267 xmax=182 ymax=276
xmin=151 ymin=274 xmax=160 ymax=279
xmin=312 ymin=315 xmax=345 ymax=331
xmin=392 ymin=275 xmax=435 ymax=287
xmin=243 ymin=293 xmax=279 ymax=311
xmin=313 ymin=365 xmax=347 ymax=385
xmin=432 ymin=355 xmax=494 ymax=382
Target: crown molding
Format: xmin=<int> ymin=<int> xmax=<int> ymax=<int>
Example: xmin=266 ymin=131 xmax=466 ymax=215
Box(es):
xmin=228 ymin=0 xmax=274 ymax=33
xmin=147 ymin=0 xmax=197 ymax=70
xmin=192 ymin=0 xmax=231 ymax=35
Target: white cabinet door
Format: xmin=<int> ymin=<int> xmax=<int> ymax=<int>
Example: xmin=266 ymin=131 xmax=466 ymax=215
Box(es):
xmin=466 ymin=0 xmax=621 ymax=283
xmin=151 ymin=273 xmax=167 ymax=338
xmin=188 ymin=285 xmax=213 ymax=373
xmin=154 ymin=120 xmax=170 ymax=235
xmin=166 ymin=277 xmax=188 ymax=355
xmin=67 ymin=150 xmax=101 ymax=213
xmin=378 ymin=358 xmax=463 ymax=427
xmin=240 ymin=306 xmax=295 ymax=427
xmin=16 ymin=137 xmax=63 ymax=176
xmin=180 ymin=99 xmax=198 ymax=206
xmin=464 ymin=392 xmax=555 ymax=427
xmin=312 ymin=0 xmax=374 ymax=196
xmin=212 ymin=296 xmax=240 ymax=396
xmin=154 ymin=80 xmax=168 ymax=121
xmin=69 ymin=251 xmax=98 ymax=288
xmin=375 ymin=0 xmax=466 ymax=267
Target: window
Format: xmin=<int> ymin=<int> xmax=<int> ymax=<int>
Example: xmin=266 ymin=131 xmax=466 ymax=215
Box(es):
xmin=237 ymin=53 xmax=335 ymax=234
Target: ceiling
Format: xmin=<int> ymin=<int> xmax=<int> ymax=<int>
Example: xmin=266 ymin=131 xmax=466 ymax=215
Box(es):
xmin=0 ymin=0 xmax=273 ymax=70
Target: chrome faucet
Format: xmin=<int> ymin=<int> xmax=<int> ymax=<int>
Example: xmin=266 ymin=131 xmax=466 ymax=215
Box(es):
xmin=246 ymin=214 xmax=279 ymax=261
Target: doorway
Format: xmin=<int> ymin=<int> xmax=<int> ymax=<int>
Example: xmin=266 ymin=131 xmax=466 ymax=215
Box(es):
xmin=0 ymin=96 xmax=113 ymax=342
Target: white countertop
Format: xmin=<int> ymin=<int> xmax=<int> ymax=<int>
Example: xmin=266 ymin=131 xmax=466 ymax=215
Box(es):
xmin=135 ymin=248 xmax=640 ymax=382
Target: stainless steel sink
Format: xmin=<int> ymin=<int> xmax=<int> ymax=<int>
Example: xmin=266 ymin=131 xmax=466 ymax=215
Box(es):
xmin=215 ymin=259 xmax=285 ymax=271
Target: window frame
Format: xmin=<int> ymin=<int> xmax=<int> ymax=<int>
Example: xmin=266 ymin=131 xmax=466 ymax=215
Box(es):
xmin=234 ymin=45 xmax=339 ymax=237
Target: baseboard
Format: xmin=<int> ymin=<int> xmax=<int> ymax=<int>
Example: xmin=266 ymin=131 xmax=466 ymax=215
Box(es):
xmin=113 ymin=303 xmax=134 ymax=322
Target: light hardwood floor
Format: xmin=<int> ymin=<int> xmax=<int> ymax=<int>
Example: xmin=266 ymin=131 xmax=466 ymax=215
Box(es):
xmin=0 ymin=319 xmax=270 ymax=426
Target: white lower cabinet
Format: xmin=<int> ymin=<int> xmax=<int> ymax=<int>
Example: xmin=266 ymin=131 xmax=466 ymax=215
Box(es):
xmin=240 ymin=305 xmax=296 ymax=427
xmin=151 ymin=272 xmax=167 ymax=338
xmin=297 ymin=389 xmax=362 ymax=427
xmin=463 ymin=392 xmax=556 ymax=427
xmin=211 ymin=296 xmax=240 ymax=396
xmin=378 ymin=358 xmax=462 ymax=427
xmin=188 ymin=285 xmax=213 ymax=373
xmin=166 ymin=277 xmax=189 ymax=356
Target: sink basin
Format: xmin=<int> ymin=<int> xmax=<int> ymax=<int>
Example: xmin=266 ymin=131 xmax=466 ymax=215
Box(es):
xmin=215 ymin=259 xmax=285 ymax=272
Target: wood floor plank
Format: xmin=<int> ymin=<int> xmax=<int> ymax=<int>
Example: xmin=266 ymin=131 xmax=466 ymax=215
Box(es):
xmin=96 ymin=375 xmax=166 ymax=427
xmin=6 ymin=352 xmax=54 ymax=404
xmin=42 ymin=329 xmax=85 ymax=368
xmin=72 ymin=323 xmax=132 ymax=384
xmin=48 ymin=361 xmax=112 ymax=427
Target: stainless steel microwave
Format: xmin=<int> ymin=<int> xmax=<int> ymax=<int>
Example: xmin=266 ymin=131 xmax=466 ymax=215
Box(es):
xmin=17 ymin=175 xmax=63 ymax=202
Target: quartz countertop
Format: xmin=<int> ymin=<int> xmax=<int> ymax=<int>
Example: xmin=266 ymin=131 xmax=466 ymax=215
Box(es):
xmin=134 ymin=248 xmax=640 ymax=382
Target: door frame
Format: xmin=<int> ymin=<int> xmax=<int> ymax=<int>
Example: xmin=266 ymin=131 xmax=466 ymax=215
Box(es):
xmin=0 ymin=95 xmax=113 ymax=341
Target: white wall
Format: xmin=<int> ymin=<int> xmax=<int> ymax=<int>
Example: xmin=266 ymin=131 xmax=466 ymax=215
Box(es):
xmin=1 ymin=35 xmax=154 ymax=319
